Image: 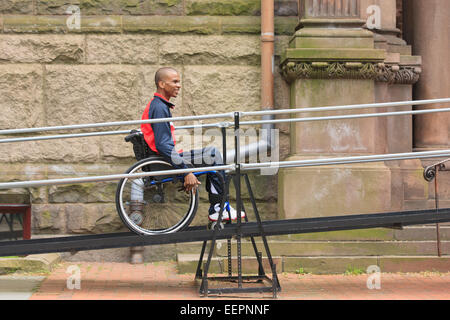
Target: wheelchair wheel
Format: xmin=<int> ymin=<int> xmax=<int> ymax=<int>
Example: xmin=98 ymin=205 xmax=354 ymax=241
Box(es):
xmin=115 ymin=157 xmax=198 ymax=235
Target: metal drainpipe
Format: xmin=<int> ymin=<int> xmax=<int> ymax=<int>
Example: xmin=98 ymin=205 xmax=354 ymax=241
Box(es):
xmin=226 ymin=0 xmax=275 ymax=163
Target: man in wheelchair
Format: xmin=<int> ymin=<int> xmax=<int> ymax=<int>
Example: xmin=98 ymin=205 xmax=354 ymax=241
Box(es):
xmin=140 ymin=67 xmax=245 ymax=223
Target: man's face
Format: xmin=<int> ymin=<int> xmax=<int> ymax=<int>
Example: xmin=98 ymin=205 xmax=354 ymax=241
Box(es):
xmin=160 ymin=71 xmax=181 ymax=99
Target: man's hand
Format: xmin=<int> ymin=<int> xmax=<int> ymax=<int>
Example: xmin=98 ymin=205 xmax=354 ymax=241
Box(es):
xmin=184 ymin=172 xmax=201 ymax=193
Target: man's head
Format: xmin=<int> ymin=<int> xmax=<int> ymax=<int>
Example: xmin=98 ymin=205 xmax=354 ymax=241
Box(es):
xmin=155 ymin=67 xmax=181 ymax=100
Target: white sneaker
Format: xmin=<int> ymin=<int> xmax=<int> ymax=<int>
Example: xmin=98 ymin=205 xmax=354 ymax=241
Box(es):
xmin=208 ymin=203 xmax=230 ymax=222
xmin=208 ymin=202 xmax=246 ymax=222
xmin=226 ymin=202 xmax=246 ymax=221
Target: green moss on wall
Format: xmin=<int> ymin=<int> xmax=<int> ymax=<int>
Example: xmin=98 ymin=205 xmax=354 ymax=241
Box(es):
xmin=187 ymin=0 xmax=260 ymax=16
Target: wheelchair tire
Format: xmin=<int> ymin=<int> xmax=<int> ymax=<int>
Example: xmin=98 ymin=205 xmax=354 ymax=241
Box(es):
xmin=115 ymin=157 xmax=198 ymax=235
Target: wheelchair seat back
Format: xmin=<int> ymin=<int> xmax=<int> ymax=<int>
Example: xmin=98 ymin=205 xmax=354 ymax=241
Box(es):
xmin=125 ymin=130 xmax=180 ymax=181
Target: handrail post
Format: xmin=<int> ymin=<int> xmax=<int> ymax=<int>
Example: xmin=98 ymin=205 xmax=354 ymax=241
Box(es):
xmin=234 ymin=111 xmax=243 ymax=288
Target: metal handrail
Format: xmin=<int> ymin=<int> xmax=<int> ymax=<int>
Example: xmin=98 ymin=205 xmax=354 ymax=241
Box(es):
xmin=1 ymin=97 xmax=450 ymax=190
xmin=1 ymin=98 xmax=448 ymax=136
xmin=0 ymin=164 xmax=235 ymax=190
xmin=239 ymin=107 xmax=450 ymax=126
xmin=242 ymin=149 xmax=450 ymax=170
xmin=241 ymin=98 xmax=450 ymax=117
xmin=1 ymin=149 xmax=450 ymax=190
xmin=1 ymin=100 xmax=450 ymax=144
xmin=0 ymin=112 xmax=235 ymax=135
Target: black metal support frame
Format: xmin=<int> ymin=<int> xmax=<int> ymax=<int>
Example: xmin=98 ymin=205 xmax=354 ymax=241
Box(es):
xmin=194 ymin=113 xmax=280 ymax=297
xmin=194 ymin=173 xmax=280 ymax=297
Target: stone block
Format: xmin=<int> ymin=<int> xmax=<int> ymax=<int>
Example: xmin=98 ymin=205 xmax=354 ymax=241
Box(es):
xmin=46 ymin=163 xmax=131 ymax=178
xmin=290 ymin=81 xmax=379 ymax=154
xmin=44 ymin=65 xmax=142 ymax=126
xmin=37 ymin=0 xmax=183 ymax=15
xmin=0 ymin=65 xmax=43 ymax=130
xmin=32 ymin=204 xmax=66 ymax=233
xmin=77 ymin=16 xmax=122 ymax=33
xmin=273 ymin=63 xmax=290 ymax=128
xmin=0 ymin=163 xmax=47 ymax=182
xmin=403 ymin=200 xmax=440 ymax=211
xmin=60 ymin=247 xmax=131 ymax=262
xmin=2 ymin=14 xmax=122 ymax=33
xmin=274 ymin=16 xmax=298 ymax=35
xmin=65 ymin=203 xmax=124 ymax=234
xmin=0 ymin=0 xmax=33 ymax=14
xmin=292 ymin=36 xmax=374 ymax=49
xmin=274 ymin=0 xmax=298 ymax=16
xmin=186 ymin=0 xmax=297 ymax=17
xmin=48 ymin=182 xmax=117 ymax=203
xmin=227 ymin=173 xmax=278 ymax=201
xmin=378 ymin=256 xmax=450 ymax=273
xmin=62 ymin=246 xmax=178 ymax=263
xmin=220 ymin=16 xmax=297 ymax=35
xmin=0 ymin=253 xmax=61 ymax=273
xmin=394 ymin=226 xmax=450 ymax=241
xmin=275 ymin=35 xmax=290 ymax=58
xmin=177 ymin=253 xmax=282 ymax=274
xmin=186 ymin=0 xmax=261 ymax=16
xmin=100 ymin=134 xmax=135 ymax=160
xmin=124 ymin=0 xmax=183 ymax=15
xmin=86 ymin=34 xmax=158 ymax=64
xmin=143 ymin=244 xmax=178 ymax=262
xmin=283 ymin=256 xmax=378 ymax=274
xmin=281 ymin=228 xmax=395 ymax=241
xmin=429 ymin=170 xmax=450 ymax=200
xmin=177 ymin=254 xmax=223 ymax=274
xmin=159 ymin=35 xmax=260 ymax=65
xmin=279 ymin=163 xmax=392 ymax=219
xmin=282 ymin=48 xmax=385 ymax=62
xmin=0 ymin=137 xmax=100 ymax=163
xmin=403 ymin=167 xmax=429 ymax=200
xmin=220 ymin=16 xmax=261 ymax=34
xmin=182 ymin=65 xmax=260 ymax=117
xmin=0 ymin=192 xmax=30 ymax=204
xmin=0 ymin=34 xmax=84 ymax=63
xmin=123 ymin=15 xmax=220 ymax=34
xmin=3 ymin=15 xmax=67 ymax=33
xmin=212 ymin=240 xmax=450 ymax=257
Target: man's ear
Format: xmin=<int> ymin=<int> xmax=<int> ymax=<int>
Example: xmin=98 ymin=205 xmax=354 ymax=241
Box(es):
xmin=158 ymin=80 xmax=165 ymax=89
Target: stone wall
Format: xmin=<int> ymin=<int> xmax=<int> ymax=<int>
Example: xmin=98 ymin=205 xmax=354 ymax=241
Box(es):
xmin=0 ymin=0 xmax=297 ymax=235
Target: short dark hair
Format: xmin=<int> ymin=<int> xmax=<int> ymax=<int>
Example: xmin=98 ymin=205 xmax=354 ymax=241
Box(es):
xmin=155 ymin=67 xmax=178 ymax=88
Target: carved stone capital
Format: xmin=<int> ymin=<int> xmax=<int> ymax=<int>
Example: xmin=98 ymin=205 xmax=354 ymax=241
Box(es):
xmin=281 ymin=61 xmax=379 ymax=83
xmin=281 ymin=61 xmax=421 ymax=84
xmin=376 ymin=63 xmax=421 ymax=84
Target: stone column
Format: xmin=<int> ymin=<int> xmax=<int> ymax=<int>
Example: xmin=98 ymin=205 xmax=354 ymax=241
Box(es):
xmin=403 ymin=0 xmax=450 ymax=150
xmin=360 ymin=0 xmax=422 ymax=211
xmin=279 ymin=0 xmax=393 ymax=219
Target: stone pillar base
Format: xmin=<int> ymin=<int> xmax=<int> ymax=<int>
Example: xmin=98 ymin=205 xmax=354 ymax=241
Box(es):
xmin=278 ymin=160 xmax=392 ymax=219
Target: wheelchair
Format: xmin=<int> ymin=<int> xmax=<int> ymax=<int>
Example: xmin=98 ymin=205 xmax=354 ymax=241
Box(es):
xmin=115 ymin=130 xmax=220 ymax=236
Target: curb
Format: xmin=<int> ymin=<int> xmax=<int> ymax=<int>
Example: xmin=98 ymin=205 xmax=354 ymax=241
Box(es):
xmin=0 ymin=253 xmax=61 ymax=274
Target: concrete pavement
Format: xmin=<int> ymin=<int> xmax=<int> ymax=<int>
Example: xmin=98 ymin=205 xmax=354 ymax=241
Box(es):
xmin=0 ymin=275 xmax=45 ymax=300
